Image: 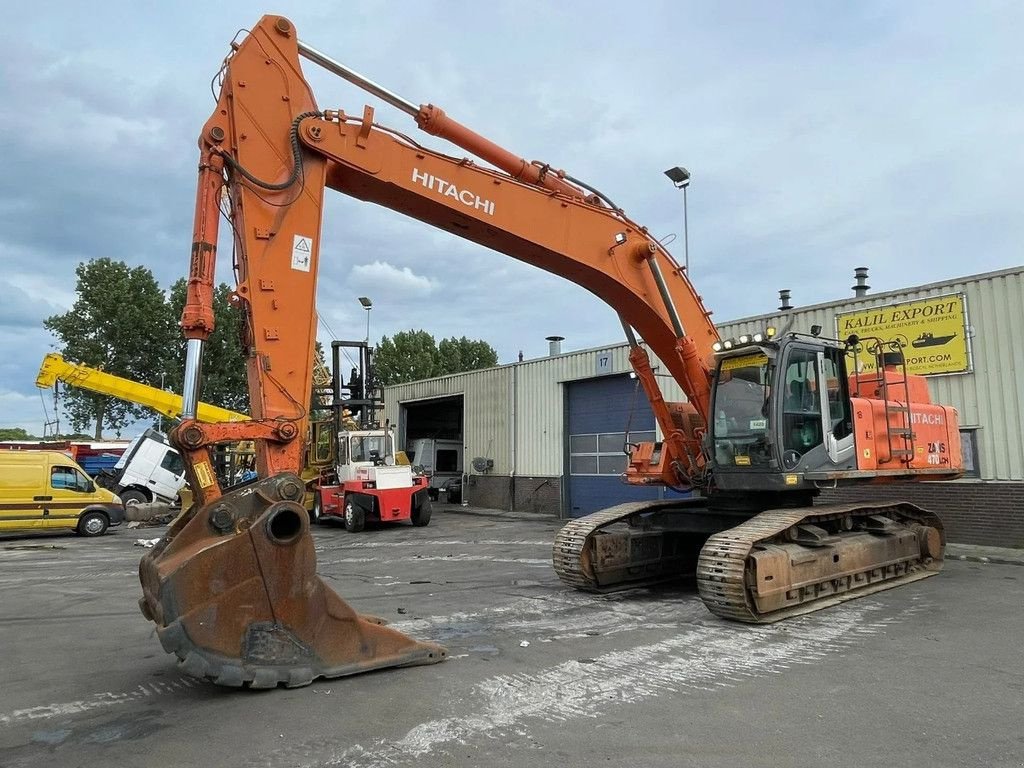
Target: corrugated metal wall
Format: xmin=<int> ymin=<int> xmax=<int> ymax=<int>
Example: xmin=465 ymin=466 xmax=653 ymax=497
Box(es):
xmin=383 ymin=367 xmax=513 ymax=472
xmin=514 ymin=346 xmax=632 ymax=475
xmin=717 ymin=267 xmax=1024 ymax=481
xmin=385 ymin=267 xmax=1023 ymax=483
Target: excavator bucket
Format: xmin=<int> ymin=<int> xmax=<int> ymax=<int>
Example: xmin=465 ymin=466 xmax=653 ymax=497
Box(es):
xmin=138 ymin=473 xmax=446 ymax=688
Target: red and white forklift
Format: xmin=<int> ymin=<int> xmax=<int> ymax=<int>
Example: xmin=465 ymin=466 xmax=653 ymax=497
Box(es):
xmin=310 ymin=341 xmax=431 ymax=531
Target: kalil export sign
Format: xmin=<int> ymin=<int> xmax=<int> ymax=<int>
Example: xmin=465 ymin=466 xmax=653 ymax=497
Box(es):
xmin=835 ymin=293 xmax=971 ymax=376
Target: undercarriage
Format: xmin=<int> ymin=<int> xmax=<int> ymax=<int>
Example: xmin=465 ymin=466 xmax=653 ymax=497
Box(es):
xmin=552 ymin=499 xmax=944 ymax=623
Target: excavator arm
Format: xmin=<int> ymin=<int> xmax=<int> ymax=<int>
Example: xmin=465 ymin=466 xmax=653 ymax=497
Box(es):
xmin=139 ymin=15 xmax=718 ymax=687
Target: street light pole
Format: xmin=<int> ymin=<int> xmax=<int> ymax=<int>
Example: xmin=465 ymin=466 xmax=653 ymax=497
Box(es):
xmin=358 ymin=296 xmax=373 ymax=343
xmin=663 ymin=166 xmax=691 ymax=273
xmin=682 ymin=184 xmax=689 ymax=274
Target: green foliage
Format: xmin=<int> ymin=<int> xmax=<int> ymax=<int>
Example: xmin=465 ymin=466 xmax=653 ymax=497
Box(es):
xmin=44 ymin=258 xmax=177 ymax=438
xmin=310 ymin=340 xmax=332 ymax=419
xmin=437 ymin=336 xmax=499 ymax=376
xmin=0 ymin=429 xmax=91 ymax=442
xmin=374 ymin=330 xmax=498 ymax=385
xmin=374 ymin=330 xmax=438 ymax=385
xmin=164 ymin=279 xmax=249 ymax=413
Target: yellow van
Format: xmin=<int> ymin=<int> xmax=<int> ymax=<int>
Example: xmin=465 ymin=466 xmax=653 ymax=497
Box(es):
xmin=0 ymin=450 xmax=126 ymax=537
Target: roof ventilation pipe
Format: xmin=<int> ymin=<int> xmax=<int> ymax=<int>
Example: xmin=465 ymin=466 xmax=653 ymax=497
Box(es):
xmin=853 ymin=267 xmax=870 ymax=297
xmin=545 ymin=336 xmax=564 ymax=356
xmin=778 ymin=289 xmax=792 ymax=311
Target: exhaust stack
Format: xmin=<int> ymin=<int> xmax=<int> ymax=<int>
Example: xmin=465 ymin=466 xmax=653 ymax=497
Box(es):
xmin=853 ymin=267 xmax=870 ymax=297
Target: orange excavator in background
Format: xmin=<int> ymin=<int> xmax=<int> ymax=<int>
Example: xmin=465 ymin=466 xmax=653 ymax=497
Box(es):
xmin=139 ymin=16 xmax=962 ymax=688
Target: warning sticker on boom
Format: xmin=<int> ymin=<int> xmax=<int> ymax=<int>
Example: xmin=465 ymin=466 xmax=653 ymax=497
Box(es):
xmin=291 ymin=235 xmax=313 ymax=272
xmin=194 ymin=461 xmax=215 ymax=489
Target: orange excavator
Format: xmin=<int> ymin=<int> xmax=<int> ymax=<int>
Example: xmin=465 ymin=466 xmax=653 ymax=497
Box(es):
xmin=139 ymin=16 xmax=962 ymax=688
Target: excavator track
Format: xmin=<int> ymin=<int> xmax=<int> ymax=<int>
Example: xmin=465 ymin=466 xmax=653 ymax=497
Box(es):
xmin=697 ymin=501 xmax=944 ymax=623
xmin=553 ymin=499 xmax=709 ymax=592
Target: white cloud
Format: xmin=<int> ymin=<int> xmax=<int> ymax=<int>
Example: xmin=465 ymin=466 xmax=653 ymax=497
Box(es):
xmin=348 ymin=261 xmax=439 ymax=296
xmin=0 ymin=389 xmax=50 ymax=433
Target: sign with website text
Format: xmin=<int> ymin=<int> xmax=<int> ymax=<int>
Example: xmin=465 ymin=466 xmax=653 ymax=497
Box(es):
xmin=835 ymin=293 xmax=971 ymax=376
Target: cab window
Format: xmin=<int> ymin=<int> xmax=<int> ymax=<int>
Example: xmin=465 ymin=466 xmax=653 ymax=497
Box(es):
xmin=436 ymin=449 xmax=459 ymax=472
xmin=782 ymin=348 xmax=823 ymax=454
xmin=822 ymin=347 xmax=853 ymax=440
xmin=350 ymin=435 xmax=387 ymax=463
xmin=51 ymin=466 xmax=93 ymax=493
xmin=711 ymin=353 xmax=773 ymax=467
xmin=160 ymin=451 xmax=185 ymax=476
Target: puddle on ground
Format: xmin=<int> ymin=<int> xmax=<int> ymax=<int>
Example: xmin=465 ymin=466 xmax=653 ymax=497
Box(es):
xmin=31 ymin=729 xmax=72 ymax=746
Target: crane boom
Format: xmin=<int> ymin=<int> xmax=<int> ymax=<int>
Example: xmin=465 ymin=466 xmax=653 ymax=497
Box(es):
xmin=36 ymin=353 xmax=249 ymax=424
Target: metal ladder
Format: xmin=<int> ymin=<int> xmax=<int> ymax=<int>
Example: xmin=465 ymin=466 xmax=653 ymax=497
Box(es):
xmin=856 ymin=339 xmax=915 ymax=466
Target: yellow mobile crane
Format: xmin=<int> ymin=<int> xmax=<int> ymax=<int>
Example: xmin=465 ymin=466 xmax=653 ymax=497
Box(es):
xmin=36 ymin=352 xmax=345 ymax=513
xmin=36 ymin=354 xmax=251 ymax=507
xmin=36 ymin=353 xmax=249 ymax=424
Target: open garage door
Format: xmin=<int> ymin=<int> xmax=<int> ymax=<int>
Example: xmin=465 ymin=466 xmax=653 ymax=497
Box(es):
xmin=565 ymin=375 xmax=661 ymax=518
xmin=400 ymin=396 xmax=464 ymax=502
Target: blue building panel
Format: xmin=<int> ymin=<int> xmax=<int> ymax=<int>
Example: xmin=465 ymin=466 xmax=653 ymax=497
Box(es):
xmin=566 ymin=375 xmax=661 ymax=517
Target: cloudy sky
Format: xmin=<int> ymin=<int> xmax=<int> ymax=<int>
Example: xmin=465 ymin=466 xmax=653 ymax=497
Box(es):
xmin=1 ymin=1 xmax=1021 ymax=436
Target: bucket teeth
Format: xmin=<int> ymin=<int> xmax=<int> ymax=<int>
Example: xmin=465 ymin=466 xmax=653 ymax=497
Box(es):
xmin=138 ymin=473 xmax=447 ymax=688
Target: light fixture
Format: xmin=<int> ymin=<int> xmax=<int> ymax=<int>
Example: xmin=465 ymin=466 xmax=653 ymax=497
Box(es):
xmin=738 ymin=335 xmax=750 ymax=344
xmin=712 ymin=341 xmax=723 ymax=352
xmin=723 ymin=339 xmax=734 ymax=350
xmin=358 ymin=296 xmax=372 ymax=309
xmin=766 ymin=326 xmax=777 ymax=338
xmin=752 ymin=333 xmax=764 ymax=343
xmin=663 ymin=166 xmax=691 ymax=189
xmin=811 ymin=324 xmax=822 ymax=337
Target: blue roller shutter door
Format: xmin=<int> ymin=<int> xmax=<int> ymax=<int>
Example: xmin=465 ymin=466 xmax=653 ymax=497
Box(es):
xmin=566 ymin=375 xmax=660 ymax=517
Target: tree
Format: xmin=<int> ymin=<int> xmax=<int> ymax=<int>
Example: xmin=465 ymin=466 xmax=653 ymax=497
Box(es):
xmin=374 ymin=330 xmax=438 ymax=385
xmin=164 ymin=279 xmax=249 ymax=414
xmin=374 ymin=330 xmax=498 ymax=385
xmin=0 ymin=428 xmax=34 ymax=441
xmin=45 ymin=259 xmax=177 ymax=438
xmin=437 ymin=336 xmax=498 ymax=376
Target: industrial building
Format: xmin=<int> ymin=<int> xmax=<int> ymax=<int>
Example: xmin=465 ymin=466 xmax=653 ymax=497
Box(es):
xmin=384 ymin=266 xmax=1023 ymax=546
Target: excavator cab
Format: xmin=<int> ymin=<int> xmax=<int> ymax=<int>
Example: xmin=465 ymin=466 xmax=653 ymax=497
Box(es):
xmin=709 ymin=334 xmax=859 ymax=501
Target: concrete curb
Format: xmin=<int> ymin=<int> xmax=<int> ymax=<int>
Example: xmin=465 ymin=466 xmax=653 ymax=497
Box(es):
xmin=946 ymin=549 xmax=1024 ymax=567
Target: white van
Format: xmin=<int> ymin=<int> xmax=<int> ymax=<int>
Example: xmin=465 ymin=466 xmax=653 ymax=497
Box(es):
xmin=406 ymin=438 xmax=463 ymax=501
xmin=97 ymin=429 xmax=186 ymax=505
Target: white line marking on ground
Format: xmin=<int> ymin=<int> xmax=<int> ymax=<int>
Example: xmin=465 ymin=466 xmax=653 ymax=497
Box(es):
xmin=0 ymin=678 xmax=198 ymax=727
xmin=318 ymin=539 xmax=553 ymax=550
xmin=322 ymin=555 xmax=550 ymax=566
xmin=269 ymin=601 xmax=915 ymax=768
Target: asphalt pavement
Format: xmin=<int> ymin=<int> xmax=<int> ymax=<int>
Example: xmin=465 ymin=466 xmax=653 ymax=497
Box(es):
xmin=0 ymin=509 xmax=1022 ymax=768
